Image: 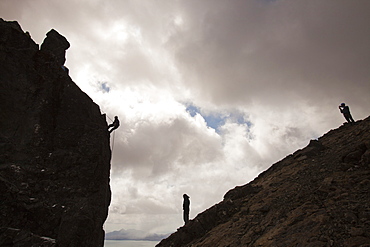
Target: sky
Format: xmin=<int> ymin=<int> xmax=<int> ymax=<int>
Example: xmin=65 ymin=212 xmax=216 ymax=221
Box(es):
xmin=1 ymin=0 xmax=370 ymax=238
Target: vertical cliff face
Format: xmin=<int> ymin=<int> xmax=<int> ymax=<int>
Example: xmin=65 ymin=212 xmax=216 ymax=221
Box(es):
xmin=0 ymin=19 xmax=111 ymax=247
xmin=157 ymin=117 xmax=370 ymax=247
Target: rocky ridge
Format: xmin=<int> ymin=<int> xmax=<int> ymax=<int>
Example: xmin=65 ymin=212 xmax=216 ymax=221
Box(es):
xmin=0 ymin=19 xmax=111 ymax=246
xmin=157 ymin=117 xmax=370 ymax=247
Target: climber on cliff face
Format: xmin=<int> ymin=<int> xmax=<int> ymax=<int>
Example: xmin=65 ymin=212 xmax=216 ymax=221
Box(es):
xmin=183 ymin=194 xmax=190 ymax=225
xmin=339 ymin=103 xmax=355 ymax=124
xmin=108 ymin=116 xmax=120 ymax=133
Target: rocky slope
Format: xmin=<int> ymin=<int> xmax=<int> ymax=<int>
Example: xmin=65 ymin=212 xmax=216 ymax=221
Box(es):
xmin=157 ymin=117 xmax=370 ymax=247
xmin=0 ymin=19 xmax=111 ymax=246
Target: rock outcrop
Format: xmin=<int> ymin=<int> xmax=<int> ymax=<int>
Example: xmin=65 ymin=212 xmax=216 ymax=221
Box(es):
xmin=157 ymin=118 xmax=370 ymax=247
xmin=0 ymin=19 xmax=111 ymax=247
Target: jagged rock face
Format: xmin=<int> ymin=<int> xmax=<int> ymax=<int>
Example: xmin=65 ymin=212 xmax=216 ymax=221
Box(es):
xmin=40 ymin=29 xmax=70 ymax=67
xmin=157 ymin=118 xmax=370 ymax=247
xmin=0 ymin=19 xmax=111 ymax=247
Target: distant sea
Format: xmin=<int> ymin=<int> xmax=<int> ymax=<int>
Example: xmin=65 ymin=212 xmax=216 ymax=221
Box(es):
xmin=104 ymin=240 xmax=159 ymax=247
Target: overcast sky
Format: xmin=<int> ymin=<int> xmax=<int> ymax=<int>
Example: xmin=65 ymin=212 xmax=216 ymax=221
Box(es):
xmin=2 ymin=0 xmax=370 ymax=237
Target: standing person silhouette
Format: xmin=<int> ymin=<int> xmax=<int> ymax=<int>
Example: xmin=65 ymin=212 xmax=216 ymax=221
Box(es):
xmin=339 ymin=103 xmax=355 ymax=124
xmin=183 ymin=194 xmax=190 ymax=225
xmin=108 ymin=116 xmax=120 ymax=133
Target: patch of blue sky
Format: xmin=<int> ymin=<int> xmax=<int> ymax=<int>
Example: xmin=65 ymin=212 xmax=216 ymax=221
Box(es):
xmin=99 ymin=82 xmax=110 ymax=93
xmin=185 ymin=104 xmax=199 ymax=117
xmin=186 ymin=104 xmax=224 ymax=131
xmin=231 ymin=113 xmax=252 ymax=128
xmin=203 ymin=113 xmax=227 ymax=130
xmin=185 ymin=103 xmax=252 ymax=133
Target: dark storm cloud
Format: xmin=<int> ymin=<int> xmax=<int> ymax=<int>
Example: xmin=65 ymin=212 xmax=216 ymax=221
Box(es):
xmin=167 ymin=0 xmax=370 ymax=110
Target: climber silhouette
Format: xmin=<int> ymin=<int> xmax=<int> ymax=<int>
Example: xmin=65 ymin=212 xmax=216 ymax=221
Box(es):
xmin=339 ymin=103 xmax=355 ymax=124
xmin=108 ymin=116 xmax=120 ymax=133
xmin=183 ymin=194 xmax=190 ymax=225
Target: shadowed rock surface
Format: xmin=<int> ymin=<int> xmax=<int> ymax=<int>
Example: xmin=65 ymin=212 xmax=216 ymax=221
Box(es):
xmin=157 ymin=118 xmax=370 ymax=247
xmin=0 ymin=19 xmax=111 ymax=247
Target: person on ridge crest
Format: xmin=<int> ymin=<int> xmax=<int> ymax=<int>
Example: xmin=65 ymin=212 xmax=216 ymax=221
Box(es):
xmin=183 ymin=194 xmax=190 ymax=225
xmin=339 ymin=103 xmax=355 ymax=124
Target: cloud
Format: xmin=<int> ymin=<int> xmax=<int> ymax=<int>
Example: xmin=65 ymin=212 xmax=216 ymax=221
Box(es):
xmin=2 ymin=0 xmax=369 ymax=236
xmin=164 ymin=0 xmax=370 ymax=114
